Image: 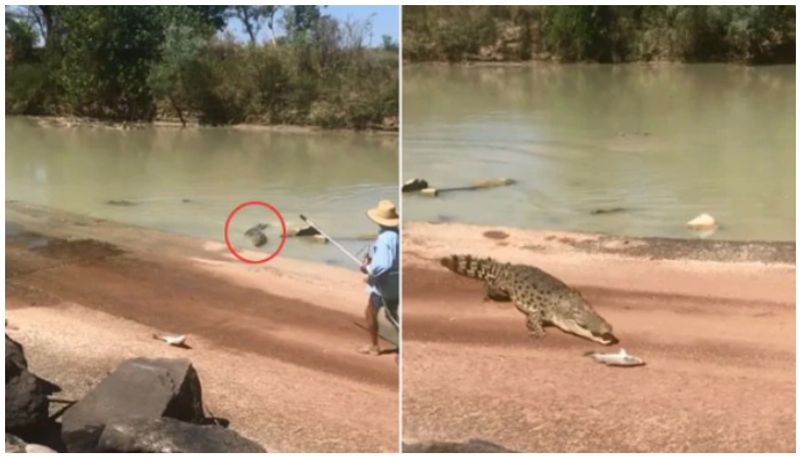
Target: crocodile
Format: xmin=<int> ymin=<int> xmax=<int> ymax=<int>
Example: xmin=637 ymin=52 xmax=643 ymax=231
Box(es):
xmin=244 ymin=223 xmax=269 ymax=247
xmin=441 ymin=254 xmax=617 ymax=345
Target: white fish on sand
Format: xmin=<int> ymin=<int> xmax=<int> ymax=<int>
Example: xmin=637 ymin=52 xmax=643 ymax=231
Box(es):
xmin=585 ymin=348 xmax=645 ymax=367
xmin=152 ymin=333 xmax=189 ymax=347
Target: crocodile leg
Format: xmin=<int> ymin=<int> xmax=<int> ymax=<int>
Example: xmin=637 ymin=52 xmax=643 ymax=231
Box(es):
xmin=525 ymin=308 xmax=546 ymax=338
xmin=483 ymin=281 xmax=511 ymax=302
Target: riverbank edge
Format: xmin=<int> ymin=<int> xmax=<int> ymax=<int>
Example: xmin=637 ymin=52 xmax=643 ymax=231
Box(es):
xmin=14 ymin=114 xmax=399 ymax=136
xmin=402 ymin=58 xmax=794 ymax=67
xmin=4 ymin=200 xmax=365 ymax=277
xmin=404 ymin=220 xmax=796 ymax=265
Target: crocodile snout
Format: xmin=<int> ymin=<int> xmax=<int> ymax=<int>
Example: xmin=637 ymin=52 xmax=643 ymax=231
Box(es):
xmin=597 ymin=332 xmax=619 ymax=345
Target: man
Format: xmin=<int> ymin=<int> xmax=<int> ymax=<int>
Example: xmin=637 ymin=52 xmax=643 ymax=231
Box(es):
xmin=358 ymin=199 xmax=399 ymax=356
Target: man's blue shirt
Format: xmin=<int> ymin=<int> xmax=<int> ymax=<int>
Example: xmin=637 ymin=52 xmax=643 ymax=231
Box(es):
xmin=366 ymin=228 xmax=399 ymax=302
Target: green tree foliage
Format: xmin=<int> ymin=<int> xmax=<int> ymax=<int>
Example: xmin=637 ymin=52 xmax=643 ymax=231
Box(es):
xmin=50 ymin=6 xmax=223 ymax=120
xmin=403 ymin=6 xmax=497 ymax=62
xmin=147 ymin=24 xmax=208 ymax=126
xmin=5 ymin=9 xmax=53 ymax=114
xmin=6 ymin=5 xmax=398 ymax=130
xmin=403 ymin=5 xmax=795 ymax=64
xmin=55 ymin=7 xmax=162 ymax=120
xmin=541 ymin=6 xmax=615 ymax=61
xmin=382 ymin=35 xmax=398 ymax=52
xmin=5 ymin=14 xmax=37 ymax=61
xmin=232 ymin=6 xmax=279 ymax=45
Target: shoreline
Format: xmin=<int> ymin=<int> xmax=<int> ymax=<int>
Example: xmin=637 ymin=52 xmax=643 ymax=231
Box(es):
xmin=403 ymin=221 xmax=795 ymax=265
xmin=12 ymin=114 xmax=400 ymax=136
xmin=6 ymin=202 xmax=398 ymax=451
xmin=403 ymin=59 xmax=795 ymax=67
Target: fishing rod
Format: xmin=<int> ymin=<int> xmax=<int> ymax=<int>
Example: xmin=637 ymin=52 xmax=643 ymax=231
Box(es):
xmin=299 ymin=214 xmax=363 ymax=267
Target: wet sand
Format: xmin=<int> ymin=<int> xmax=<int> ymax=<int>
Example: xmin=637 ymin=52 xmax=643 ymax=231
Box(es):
xmin=403 ymin=221 xmax=795 ymax=452
xmin=6 ymin=202 xmax=398 ymax=452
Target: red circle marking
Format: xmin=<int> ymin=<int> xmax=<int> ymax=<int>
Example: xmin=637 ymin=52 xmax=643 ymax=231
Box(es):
xmin=224 ymin=201 xmax=287 ymax=264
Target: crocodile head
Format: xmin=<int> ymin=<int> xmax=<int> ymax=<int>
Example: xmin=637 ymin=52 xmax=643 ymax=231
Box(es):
xmin=551 ymin=292 xmax=618 ymax=345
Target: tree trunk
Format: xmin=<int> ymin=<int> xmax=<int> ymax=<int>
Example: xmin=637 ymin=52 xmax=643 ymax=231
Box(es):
xmin=169 ymin=96 xmax=186 ymax=127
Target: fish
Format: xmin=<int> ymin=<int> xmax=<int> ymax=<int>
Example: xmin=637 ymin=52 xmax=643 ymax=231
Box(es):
xmin=152 ymin=333 xmax=189 ymax=347
xmin=585 ymin=348 xmax=645 ymax=367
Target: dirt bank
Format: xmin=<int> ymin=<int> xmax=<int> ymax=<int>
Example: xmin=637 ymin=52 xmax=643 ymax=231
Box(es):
xmin=22 ymin=115 xmax=399 ymax=135
xmin=6 ymin=202 xmax=398 ymax=452
xmin=403 ymin=222 xmax=795 ymax=452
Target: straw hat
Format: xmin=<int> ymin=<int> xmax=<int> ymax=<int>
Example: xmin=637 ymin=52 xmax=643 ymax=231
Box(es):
xmin=367 ymin=200 xmax=399 ymax=227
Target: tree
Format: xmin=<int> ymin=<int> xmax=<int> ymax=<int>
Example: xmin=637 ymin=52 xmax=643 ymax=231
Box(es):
xmin=283 ymin=5 xmax=322 ymax=43
xmin=232 ymin=6 xmax=278 ymax=46
xmin=5 ymin=14 xmax=37 ymax=62
xmin=382 ymin=35 xmax=398 ymax=52
xmin=53 ymin=6 xmax=226 ymax=120
xmin=17 ymin=6 xmax=54 ymax=49
xmin=147 ymin=24 xmax=206 ymax=126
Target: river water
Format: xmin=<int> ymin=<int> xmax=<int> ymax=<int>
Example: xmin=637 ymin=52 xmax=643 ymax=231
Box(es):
xmin=6 ymin=117 xmax=398 ymax=266
xmin=403 ymin=63 xmax=795 ymax=241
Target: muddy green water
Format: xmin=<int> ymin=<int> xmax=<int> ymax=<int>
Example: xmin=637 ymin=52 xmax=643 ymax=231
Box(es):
xmin=404 ymin=64 xmax=795 ymax=241
xmin=6 ymin=117 xmax=398 ymax=266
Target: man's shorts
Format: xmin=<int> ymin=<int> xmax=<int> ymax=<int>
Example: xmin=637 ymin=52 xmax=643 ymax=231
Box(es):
xmin=369 ymin=293 xmax=399 ymax=326
xmin=369 ymin=293 xmax=398 ymax=310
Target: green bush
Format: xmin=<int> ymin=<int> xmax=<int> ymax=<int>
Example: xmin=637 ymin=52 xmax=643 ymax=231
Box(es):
xmin=6 ymin=62 xmax=50 ymax=114
xmin=5 ymin=6 xmax=398 ymax=129
xmin=403 ymin=5 xmax=796 ymax=64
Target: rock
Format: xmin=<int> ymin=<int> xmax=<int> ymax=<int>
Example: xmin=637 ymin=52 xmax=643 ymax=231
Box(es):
xmin=2 ymin=434 xmax=53 ymax=453
xmin=403 ymin=439 xmax=516 ymax=452
xmin=245 ymin=224 xmax=269 ymax=247
xmin=61 ymin=357 xmax=204 ymax=452
xmin=687 ymin=213 xmax=718 ymax=230
xmin=382 ymin=116 xmax=398 ymax=131
xmin=6 ymin=334 xmax=27 ymax=370
xmin=6 ymin=433 xmax=27 ymax=453
xmin=24 ymin=443 xmax=57 ymax=453
xmin=97 ymin=416 xmax=265 ymax=453
xmin=6 ymin=335 xmax=60 ymax=433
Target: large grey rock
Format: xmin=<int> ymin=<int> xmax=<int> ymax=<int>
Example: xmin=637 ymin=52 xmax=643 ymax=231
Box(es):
xmin=6 ymin=335 xmax=27 ymax=370
xmin=61 ymin=357 xmax=204 ymax=452
xmin=98 ymin=417 xmax=266 ymax=453
xmin=5 ymin=335 xmax=60 ymax=432
xmin=403 ymin=439 xmax=516 ymax=453
xmin=4 ymin=433 xmax=57 ymax=453
xmin=5 ymin=433 xmax=27 ymax=453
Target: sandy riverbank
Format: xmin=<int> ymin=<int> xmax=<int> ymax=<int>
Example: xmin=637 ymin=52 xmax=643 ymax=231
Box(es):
xmin=402 ymin=221 xmax=795 ymax=452
xmin=5 ymin=202 xmax=398 ymax=452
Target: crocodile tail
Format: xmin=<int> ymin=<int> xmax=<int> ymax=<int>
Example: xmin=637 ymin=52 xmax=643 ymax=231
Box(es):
xmin=440 ymin=254 xmax=495 ymax=279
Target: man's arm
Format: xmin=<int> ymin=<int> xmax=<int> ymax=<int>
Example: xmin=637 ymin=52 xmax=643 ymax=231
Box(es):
xmin=366 ymin=236 xmax=394 ymax=278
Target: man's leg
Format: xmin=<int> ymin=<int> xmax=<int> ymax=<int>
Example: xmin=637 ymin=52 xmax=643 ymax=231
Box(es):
xmin=385 ymin=297 xmax=399 ymax=366
xmin=358 ymin=294 xmax=381 ymax=355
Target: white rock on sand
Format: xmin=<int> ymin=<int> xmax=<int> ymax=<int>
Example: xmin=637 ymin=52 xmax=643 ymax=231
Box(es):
xmin=687 ymin=213 xmax=718 ymax=230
